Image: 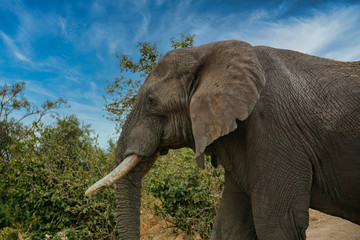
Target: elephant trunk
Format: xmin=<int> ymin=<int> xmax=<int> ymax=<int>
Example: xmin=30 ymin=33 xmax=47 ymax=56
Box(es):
xmin=115 ymin=177 xmax=142 ymax=239
xmin=85 ymin=107 xmax=160 ymax=239
xmin=114 ymin=153 xmax=159 ymax=239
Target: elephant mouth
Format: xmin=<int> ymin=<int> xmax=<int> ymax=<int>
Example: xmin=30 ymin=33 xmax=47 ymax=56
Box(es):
xmin=159 ymin=148 xmax=169 ymax=155
xmin=85 ymin=154 xmax=143 ymax=196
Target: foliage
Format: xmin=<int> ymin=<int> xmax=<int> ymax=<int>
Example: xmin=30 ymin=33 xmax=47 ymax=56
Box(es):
xmin=0 ymin=81 xmax=66 ymax=164
xmin=0 ymin=81 xmax=66 ymax=123
xmin=104 ymin=34 xmax=195 ymax=130
xmin=0 ymin=227 xmax=18 ymax=240
xmin=104 ymin=41 xmax=160 ymax=129
xmin=170 ymin=33 xmax=196 ymax=49
xmin=145 ymin=149 xmax=224 ymax=239
xmin=0 ymin=115 xmax=117 ymax=239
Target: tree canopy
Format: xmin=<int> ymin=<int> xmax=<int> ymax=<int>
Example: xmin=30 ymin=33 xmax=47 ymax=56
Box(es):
xmin=0 ymin=82 xmax=66 ymax=167
xmin=0 ymin=82 xmax=118 ymax=239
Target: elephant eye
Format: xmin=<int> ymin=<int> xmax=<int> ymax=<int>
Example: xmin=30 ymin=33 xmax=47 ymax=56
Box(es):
xmin=147 ymin=96 xmax=155 ymax=106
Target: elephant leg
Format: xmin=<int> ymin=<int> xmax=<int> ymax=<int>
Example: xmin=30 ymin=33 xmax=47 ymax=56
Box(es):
xmin=251 ymin=161 xmax=312 ymax=240
xmin=211 ymin=171 xmax=257 ymax=240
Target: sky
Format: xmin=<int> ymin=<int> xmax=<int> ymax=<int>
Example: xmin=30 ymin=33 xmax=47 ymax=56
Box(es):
xmin=1 ymin=0 xmax=360 ymax=148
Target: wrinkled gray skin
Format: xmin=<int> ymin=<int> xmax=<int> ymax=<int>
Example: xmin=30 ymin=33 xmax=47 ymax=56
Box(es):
xmin=114 ymin=40 xmax=360 ymax=239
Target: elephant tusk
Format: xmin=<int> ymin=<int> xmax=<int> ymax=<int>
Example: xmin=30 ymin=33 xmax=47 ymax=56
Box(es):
xmin=85 ymin=154 xmax=142 ymax=196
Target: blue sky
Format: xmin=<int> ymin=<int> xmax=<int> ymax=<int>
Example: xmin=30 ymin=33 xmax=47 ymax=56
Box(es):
xmin=1 ymin=0 xmax=360 ymax=148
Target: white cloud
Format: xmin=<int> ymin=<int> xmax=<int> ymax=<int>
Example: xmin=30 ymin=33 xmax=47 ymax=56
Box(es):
xmin=24 ymin=80 xmax=57 ymax=99
xmin=70 ymin=21 xmax=127 ymax=56
xmin=90 ymin=1 xmax=107 ymax=16
xmin=131 ymin=0 xmax=149 ymax=11
xmin=324 ymin=41 xmax=360 ymax=61
xmin=0 ymin=31 xmax=33 ymax=64
xmin=2 ymin=1 xmax=359 ymax=148
xmin=63 ymin=101 xmax=103 ymax=120
xmin=64 ymin=68 xmax=82 ymax=83
xmin=13 ymin=51 xmax=32 ymax=63
xmin=135 ymin=14 xmax=151 ymax=41
xmin=184 ymin=4 xmax=360 ymax=61
xmin=56 ymin=17 xmax=67 ymax=35
xmin=156 ymin=0 xmax=165 ymax=6
xmin=0 ymin=3 xmax=71 ymax=70
xmin=127 ymin=2 xmax=359 ymax=61
xmin=245 ymin=6 xmax=360 ymax=60
xmin=83 ymin=81 xmax=104 ymax=105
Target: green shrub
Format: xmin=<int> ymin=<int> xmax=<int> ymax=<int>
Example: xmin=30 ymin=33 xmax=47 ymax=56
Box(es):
xmin=0 ymin=227 xmax=18 ymax=240
xmin=1 ymin=116 xmax=117 ymax=239
xmin=2 ymin=114 xmax=224 ymax=239
xmin=145 ymin=148 xmax=224 ymax=239
xmin=0 ymin=203 xmax=12 ymax=229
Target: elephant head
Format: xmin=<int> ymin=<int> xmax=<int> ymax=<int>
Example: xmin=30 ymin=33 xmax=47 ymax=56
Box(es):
xmin=85 ymin=40 xmax=266 ymax=239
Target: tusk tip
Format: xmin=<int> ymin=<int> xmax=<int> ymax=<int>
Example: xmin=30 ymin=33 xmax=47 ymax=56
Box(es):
xmin=84 ymin=188 xmax=94 ymax=197
xmin=84 ymin=190 xmax=92 ymax=197
xmin=84 ymin=154 xmax=142 ymax=197
xmin=84 ymin=185 xmax=105 ymax=197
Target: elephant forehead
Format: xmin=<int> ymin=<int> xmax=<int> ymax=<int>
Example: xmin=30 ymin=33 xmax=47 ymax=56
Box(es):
xmin=139 ymin=77 xmax=180 ymax=98
xmin=153 ymin=51 xmax=198 ymax=77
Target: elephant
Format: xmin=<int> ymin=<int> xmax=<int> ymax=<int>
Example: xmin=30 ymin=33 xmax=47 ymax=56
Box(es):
xmin=86 ymin=40 xmax=360 ymax=239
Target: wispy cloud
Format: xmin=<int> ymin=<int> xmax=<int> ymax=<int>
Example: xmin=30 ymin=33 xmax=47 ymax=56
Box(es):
xmin=244 ymin=6 xmax=360 ymax=60
xmin=135 ymin=14 xmax=151 ymax=42
xmin=131 ymin=1 xmax=360 ymax=61
xmin=24 ymin=80 xmax=57 ymax=99
xmin=0 ymin=3 xmax=70 ymax=71
xmin=182 ymin=4 xmax=360 ymax=61
xmin=1 ymin=0 xmax=359 ymax=148
xmin=55 ymin=17 xmax=67 ymax=35
xmin=0 ymin=31 xmax=33 ymax=64
xmin=64 ymin=68 xmax=82 ymax=83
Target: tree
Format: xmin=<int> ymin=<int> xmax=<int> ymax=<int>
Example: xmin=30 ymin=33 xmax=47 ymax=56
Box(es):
xmin=0 ymin=82 xmax=120 ymax=239
xmin=0 ymin=81 xmax=67 ymax=234
xmin=1 ymin=115 xmax=117 ymax=239
xmin=104 ymin=33 xmax=195 ymax=129
xmin=0 ymin=82 xmax=66 ymax=164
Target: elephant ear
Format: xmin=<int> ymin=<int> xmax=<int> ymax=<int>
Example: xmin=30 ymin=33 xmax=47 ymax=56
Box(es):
xmin=189 ymin=41 xmax=265 ymax=169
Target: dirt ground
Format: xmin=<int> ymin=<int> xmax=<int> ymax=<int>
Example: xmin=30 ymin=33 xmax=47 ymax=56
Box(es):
xmin=307 ymin=209 xmax=360 ymax=240
xmin=140 ymin=209 xmax=360 ymax=239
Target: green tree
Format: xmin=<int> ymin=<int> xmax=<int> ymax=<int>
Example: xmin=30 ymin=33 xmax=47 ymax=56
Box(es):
xmin=170 ymin=33 xmax=197 ymax=49
xmin=145 ymin=150 xmax=224 ymax=239
xmin=0 ymin=82 xmax=66 ymax=231
xmin=0 ymin=82 xmax=66 ymax=164
xmin=1 ymin=115 xmax=117 ymax=239
xmin=0 ymin=82 xmax=119 ymax=239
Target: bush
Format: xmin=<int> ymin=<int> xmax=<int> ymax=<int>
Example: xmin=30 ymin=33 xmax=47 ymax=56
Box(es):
xmin=1 ymin=114 xmax=224 ymax=239
xmin=145 ymin=148 xmax=224 ymax=239
xmin=0 ymin=203 xmax=12 ymax=229
xmin=0 ymin=227 xmax=18 ymax=240
xmin=1 ymin=116 xmax=117 ymax=239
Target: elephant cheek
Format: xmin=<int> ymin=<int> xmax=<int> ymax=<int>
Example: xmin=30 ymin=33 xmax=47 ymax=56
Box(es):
xmin=125 ymin=121 xmax=163 ymax=158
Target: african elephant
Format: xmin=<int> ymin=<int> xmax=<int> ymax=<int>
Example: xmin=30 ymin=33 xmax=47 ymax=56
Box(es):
xmin=86 ymin=40 xmax=360 ymax=239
